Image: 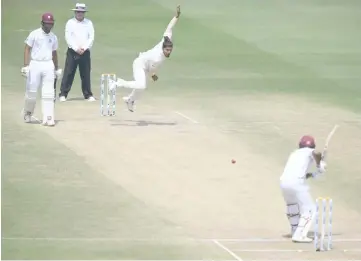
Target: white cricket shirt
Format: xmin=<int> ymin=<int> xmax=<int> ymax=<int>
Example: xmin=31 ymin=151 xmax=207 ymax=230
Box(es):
xmin=65 ymin=18 xmax=94 ymax=51
xmin=138 ymin=41 xmax=167 ymax=74
xmin=137 ymin=16 xmax=178 ymax=74
xmin=25 ymin=28 xmax=58 ymax=61
xmin=280 ymin=147 xmax=314 ymax=182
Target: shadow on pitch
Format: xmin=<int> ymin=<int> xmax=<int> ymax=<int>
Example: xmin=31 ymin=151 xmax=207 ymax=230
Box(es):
xmin=27 ymin=118 xmax=65 ymax=125
xmin=110 ymin=120 xmax=177 ymax=127
xmin=282 ymin=231 xmax=343 ymax=239
xmin=61 ymin=97 xmax=87 ymax=101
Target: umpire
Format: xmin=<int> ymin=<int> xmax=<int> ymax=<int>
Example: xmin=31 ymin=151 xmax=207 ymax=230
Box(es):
xmin=59 ymin=3 xmax=95 ymax=102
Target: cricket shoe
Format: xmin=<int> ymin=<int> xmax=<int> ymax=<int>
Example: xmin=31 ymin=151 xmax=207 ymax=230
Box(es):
xmin=22 ymin=110 xmax=32 ymax=123
xmin=123 ymin=96 xmax=135 ymax=112
xmin=42 ymin=116 xmax=55 ymax=127
xmin=292 ymin=236 xmax=313 ymax=243
xmin=59 ymin=96 xmax=67 ymax=102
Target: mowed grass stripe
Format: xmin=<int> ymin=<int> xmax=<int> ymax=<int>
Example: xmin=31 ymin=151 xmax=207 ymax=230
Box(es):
xmin=2 ymin=114 xmax=218 ymax=258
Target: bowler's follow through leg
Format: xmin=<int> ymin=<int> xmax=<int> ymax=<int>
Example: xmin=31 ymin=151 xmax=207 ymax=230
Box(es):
xmin=108 ymin=58 xmax=146 ymax=112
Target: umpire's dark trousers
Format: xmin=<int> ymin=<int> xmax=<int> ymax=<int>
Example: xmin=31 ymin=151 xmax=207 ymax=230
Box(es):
xmin=59 ymin=48 xmax=93 ymax=99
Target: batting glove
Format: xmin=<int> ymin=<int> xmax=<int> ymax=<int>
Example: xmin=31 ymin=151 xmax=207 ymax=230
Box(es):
xmin=21 ymin=66 xmax=29 ymax=78
xmin=317 ymin=160 xmax=327 ymax=173
xmin=151 ymin=74 xmax=158 ymax=81
xmin=55 ymin=69 xmax=63 ymax=79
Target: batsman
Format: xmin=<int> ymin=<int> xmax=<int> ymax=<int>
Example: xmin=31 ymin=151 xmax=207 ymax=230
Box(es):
xmin=280 ymin=135 xmax=327 ymax=243
xmin=21 ymin=13 xmax=62 ymax=126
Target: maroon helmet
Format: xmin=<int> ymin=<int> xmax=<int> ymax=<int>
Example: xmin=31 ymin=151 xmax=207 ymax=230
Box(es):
xmin=41 ymin=13 xmax=55 ymax=34
xmin=41 ymin=13 xmax=55 ymax=24
xmin=299 ymin=135 xmax=316 ymax=149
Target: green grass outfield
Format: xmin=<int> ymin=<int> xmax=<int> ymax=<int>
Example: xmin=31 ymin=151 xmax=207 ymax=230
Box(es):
xmin=2 ymin=0 xmax=361 ymax=260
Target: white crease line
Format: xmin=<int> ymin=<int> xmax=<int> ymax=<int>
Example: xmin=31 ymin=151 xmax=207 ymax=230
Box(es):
xmin=31 ymin=115 xmax=41 ymax=123
xmin=234 ymin=249 xmax=305 ymax=252
xmin=214 ymin=238 xmax=361 ymax=242
xmin=233 ymin=249 xmax=361 ymax=253
xmin=2 ymin=237 xmax=361 ymax=242
xmin=213 ymin=239 xmax=243 ymax=261
xmin=20 ymin=109 xmax=41 ymax=123
xmin=272 ymin=125 xmax=282 ymax=134
xmin=173 ymin=111 xmax=199 ymax=124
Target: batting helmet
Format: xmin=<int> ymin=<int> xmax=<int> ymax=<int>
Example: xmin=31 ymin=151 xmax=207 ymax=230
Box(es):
xmin=299 ymin=135 xmax=316 ymax=149
xmin=41 ymin=13 xmax=55 ymax=24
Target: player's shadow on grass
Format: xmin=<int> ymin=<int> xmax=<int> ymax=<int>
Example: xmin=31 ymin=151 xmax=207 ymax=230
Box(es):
xmin=110 ymin=120 xmax=177 ymax=127
xmin=63 ymin=97 xmax=87 ymax=101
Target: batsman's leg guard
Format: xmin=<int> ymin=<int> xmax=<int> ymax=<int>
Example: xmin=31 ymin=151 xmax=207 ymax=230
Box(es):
xmin=41 ymin=67 xmax=56 ymax=125
xmin=286 ymin=203 xmax=300 ymax=236
xmin=301 ymin=210 xmax=316 ymax=238
xmin=297 ymin=188 xmax=316 ymax=238
xmin=24 ymin=91 xmax=37 ymax=115
xmin=292 ymin=189 xmax=316 ymax=242
xmin=24 ymin=66 xmax=41 ymax=115
xmin=292 ymin=210 xmax=315 ymax=242
xmin=281 ymin=183 xmax=300 ymax=237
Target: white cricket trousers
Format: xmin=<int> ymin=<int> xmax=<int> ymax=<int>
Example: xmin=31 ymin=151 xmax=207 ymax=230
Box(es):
xmin=280 ymin=180 xmax=315 ymax=235
xmin=24 ymin=60 xmax=55 ymax=122
xmin=123 ymin=57 xmax=147 ymax=101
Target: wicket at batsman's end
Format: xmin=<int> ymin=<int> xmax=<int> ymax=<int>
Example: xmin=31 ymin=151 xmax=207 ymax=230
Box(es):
xmin=314 ymin=196 xmax=333 ymax=252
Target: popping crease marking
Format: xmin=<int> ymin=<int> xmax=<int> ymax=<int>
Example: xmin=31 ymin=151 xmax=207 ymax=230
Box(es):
xmin=2 ymin=237 xmax=360 ymax=242
xmin=173 ymin=111 xmax=199 ymax=124
xmin=213 ymin=239 xmax=243 ymax=261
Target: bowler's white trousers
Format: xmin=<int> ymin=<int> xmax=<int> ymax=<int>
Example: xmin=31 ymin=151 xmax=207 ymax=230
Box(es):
xmin=24 ymin=60 xmax=55 ymax=122
xmin=122 ymin=57 xmax=148 ymax=101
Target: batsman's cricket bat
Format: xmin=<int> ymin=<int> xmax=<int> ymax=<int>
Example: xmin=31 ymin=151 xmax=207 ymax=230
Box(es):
xmin=322 ymin=125 xmax=339 ymax=160
xmin=54 ymin=78 xmax=57 ymax=103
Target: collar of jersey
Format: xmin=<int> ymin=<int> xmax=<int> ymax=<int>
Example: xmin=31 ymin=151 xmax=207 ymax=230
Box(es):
xmin=40 ymin=27 xmax=50 ymax=35
xmin=74 ymin=18 xmax=86 ymax=23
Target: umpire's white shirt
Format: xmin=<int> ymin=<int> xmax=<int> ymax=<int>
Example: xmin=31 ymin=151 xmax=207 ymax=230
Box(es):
xmin=65 ymin=18 xmax=94 ymax=51
xmin=25 ymin=28 xmax=58 ymax=61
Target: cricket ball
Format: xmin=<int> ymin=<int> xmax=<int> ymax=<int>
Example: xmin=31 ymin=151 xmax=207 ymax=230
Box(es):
xmin=231 ymin=159 xmax=236 ymax=164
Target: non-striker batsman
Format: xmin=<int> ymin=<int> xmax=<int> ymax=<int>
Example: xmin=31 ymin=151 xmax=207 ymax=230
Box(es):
xmin=21 ymin=13 xmax=62 ymax=126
